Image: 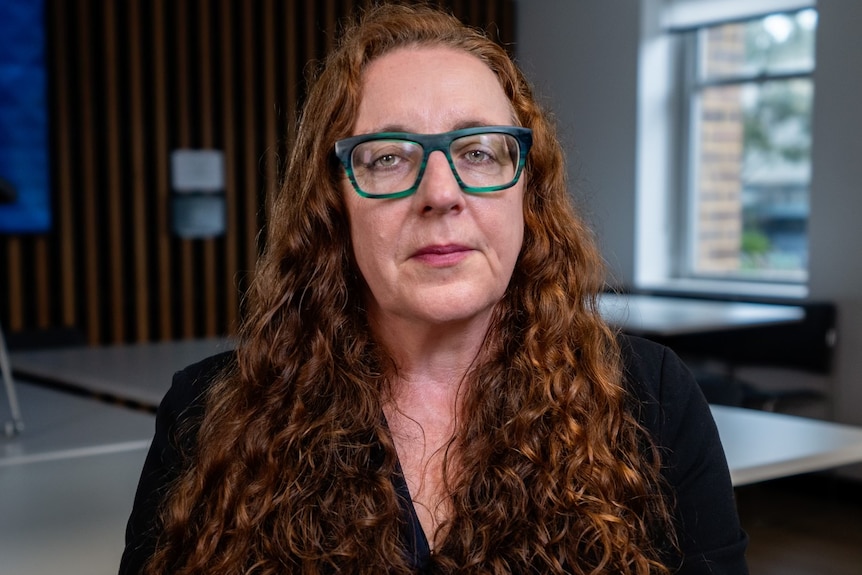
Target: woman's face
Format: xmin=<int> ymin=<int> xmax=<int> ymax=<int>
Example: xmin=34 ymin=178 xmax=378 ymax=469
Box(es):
xmin=343 ymin=46 xmax=525 ymax=332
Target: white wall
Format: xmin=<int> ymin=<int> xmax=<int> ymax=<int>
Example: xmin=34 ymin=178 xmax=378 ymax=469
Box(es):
xmin=515 ymin=0 xmax=642 ymax=287
xmin=806 ymin=0 xmax=862 ymax=433
xmin=515 ymin=0 xmax=862 ymax=445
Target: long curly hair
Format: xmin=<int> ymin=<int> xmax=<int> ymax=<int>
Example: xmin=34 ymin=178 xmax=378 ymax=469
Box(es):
xmin=145 ymin=3 xmax=676 ymax=574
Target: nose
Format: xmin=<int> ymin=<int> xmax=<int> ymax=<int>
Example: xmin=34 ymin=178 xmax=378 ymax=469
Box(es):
xmin=415 ymin=150 xmax=465 ymax=214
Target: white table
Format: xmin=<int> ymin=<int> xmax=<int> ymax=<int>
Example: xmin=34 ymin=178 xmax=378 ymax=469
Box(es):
xmin=1 ymin=381 xmax=154 ymax=466
xmin=712 ymin=404 xmax=862 ymax=486
xmin=9 ymin=337 xmax=233 ymax=409
xmin=599 ymin=293 xmax=805 ymax=337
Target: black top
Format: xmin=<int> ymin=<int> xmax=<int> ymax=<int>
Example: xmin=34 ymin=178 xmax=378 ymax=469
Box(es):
xmin=120 ymin=335 xmax=748 ymax=574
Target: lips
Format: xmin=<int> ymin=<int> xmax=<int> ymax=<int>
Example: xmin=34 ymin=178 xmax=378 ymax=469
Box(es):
xmin=412 ymin=244 xmax=470 ymax=257
xmin=411 ymin=243 xmax=472 ymax=265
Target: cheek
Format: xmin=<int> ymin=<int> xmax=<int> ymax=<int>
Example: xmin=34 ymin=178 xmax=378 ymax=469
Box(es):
xmin=500 ymin=194 xmax=526 ymax=264
xmin=347 ymin=211 xmax=373 ymax=270
xmin=345 ymin=204 xmax=392 ymax=283
xmin=344 ymin=194 xmax=370 ymax=277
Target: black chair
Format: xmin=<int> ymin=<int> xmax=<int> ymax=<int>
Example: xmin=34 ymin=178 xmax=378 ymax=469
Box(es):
xmin=641 ymin=293 xmax=837 ymax=411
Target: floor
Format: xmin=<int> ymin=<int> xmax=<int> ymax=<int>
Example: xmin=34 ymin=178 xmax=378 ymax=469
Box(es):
xmin=737 ymin=474 xmax=862 ymax=575
xmin=1 ymin=380 xmax=154 ymax=575
xmin=4 ymin=339 xmax=862 ymax=574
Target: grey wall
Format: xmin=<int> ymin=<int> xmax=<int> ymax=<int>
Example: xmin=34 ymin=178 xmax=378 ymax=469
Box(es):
xmin=515 ymin=0 xmax=642 ymax=287
xmin=806 ymin=0 xmax=862 ymax=431
xmin=515 ymin=0 xmax=862 ymax=446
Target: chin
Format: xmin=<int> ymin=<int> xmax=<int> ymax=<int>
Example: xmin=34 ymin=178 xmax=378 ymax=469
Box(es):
xmin=416 ymin=297 xmax=501 ymax=327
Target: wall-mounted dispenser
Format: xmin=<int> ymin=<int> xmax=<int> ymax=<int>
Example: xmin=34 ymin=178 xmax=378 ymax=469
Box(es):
xmin=170 ymin=149 xmax=225 ymax=238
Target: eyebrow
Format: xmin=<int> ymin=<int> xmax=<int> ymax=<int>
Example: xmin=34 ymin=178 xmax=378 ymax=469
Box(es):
xmin=361 ymin=119 xmax=509 ymax=135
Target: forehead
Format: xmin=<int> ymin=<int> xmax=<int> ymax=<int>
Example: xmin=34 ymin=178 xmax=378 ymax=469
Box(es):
xmin=354 ymin=45 xmax=513 ymax=134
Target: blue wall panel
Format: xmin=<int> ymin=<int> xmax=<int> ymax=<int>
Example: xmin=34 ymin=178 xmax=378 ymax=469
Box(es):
xmin=0 ymin=0 xmax=49 ymax=233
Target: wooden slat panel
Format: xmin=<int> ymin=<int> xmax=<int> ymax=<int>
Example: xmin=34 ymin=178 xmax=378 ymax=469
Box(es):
xmin=5 ymin=239 xmax=23 ymax=331
xmin=285 ymin=0 xmax=299 ymax=146
xmin=152 ymin=0 xmax=174 ymax=340
xmin=489 ymin=1 xmax=507 ymax=46
xmin=103 ymin=0 xmax=126 ymax=343
xmin=34 ymin=238 xmax=49 ymax=328
xmin=497 ymin=0 xmax=515 ymax=54
xmin=241 ymin=1 xmax=258 ymax=274
xmin=263 ymin=0 xmax=278 ymax=221
xmin=76 ymin=0 xmax=101 ymax=344
xmin=198 ymin=0 xmax=214 ymax=148
xmin=220 ymin=0 xmax=240 ymax=333
xmin=197 ymin=0 xmax=219 ymax=338
xmin=324 ymin=0 xmax=337 ymax=54
xmin=127 ymin=0 xmax=151 ymax=342
xmin=173 ymin=0 xmax=196 ymax=339
xmin=304 ymin=1 xmax=317 ymax=64
xmin=469 ymin=0 xmax=482 ymax=23
xmin=50 ymin=0 xmax=77 ymax=329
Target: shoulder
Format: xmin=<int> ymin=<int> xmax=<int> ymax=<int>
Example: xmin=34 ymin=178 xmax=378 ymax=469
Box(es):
xmin=152 ymin=350 xmax=237 ymax=452
xmin=618 ymin=333 xmax=669 ymax=378
xmin=162 ymin=350 xmax=236 ymax=413
xmin=618 ymin=334 xmax=695 ymax=404
xmin=618 ymin=340 xmax=750 ymax=571
xmin=120 ymin=350 xmax=237 ymax=574
xmin=173 ymin=349 xmax=236 ymax=389
xmin=617 ymin=334 xmax=712 ymax=447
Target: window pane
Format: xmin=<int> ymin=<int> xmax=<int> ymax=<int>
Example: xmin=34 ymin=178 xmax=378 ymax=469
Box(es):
xmin=741 ymin=79 xmax=812 ymax=276
xmin=691 ymin=83 xmax=745 ymax=277
xmin=686 ymin=10 xmax=816 ymax=284
xmin=691 ymin=78 xmax=812 ymax=281
xmin=701 ymin=9 xmax=817 ymax=80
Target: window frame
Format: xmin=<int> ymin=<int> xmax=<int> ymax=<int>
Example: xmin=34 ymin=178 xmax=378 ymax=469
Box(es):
xmin=673 ymin=8 xmax=817 ymax=286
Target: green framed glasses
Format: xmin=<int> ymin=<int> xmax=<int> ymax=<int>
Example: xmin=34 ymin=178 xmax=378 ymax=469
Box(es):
xmin=334 ymin=126 xmax=533 ymax=199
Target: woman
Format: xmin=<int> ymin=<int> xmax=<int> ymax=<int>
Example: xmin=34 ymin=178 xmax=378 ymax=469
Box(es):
xmin=121 ymin=4 xmax=748 ymax=574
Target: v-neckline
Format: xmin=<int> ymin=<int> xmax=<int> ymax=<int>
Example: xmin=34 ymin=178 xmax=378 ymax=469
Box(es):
xmin=393 ymin=455 xmax=434 ymax=570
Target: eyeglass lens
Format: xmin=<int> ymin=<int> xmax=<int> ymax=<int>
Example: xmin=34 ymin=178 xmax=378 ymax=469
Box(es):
xmin=350 ymin=132 xmax=520 ymax=197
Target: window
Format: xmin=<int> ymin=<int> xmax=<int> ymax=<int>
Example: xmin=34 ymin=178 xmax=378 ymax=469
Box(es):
xmin=679 ymin=9 xmax=817 ymax=283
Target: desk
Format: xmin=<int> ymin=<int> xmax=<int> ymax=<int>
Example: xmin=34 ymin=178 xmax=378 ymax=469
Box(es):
xmin=1 ymin=381 xmax=154 ymax=466
xmin=712 ymin=405 xmax=862 ymax=486
xmin=10 ymin=337 xmax=232 ymax=409
xmin=599 ymin=293 xmax=805 ymax=337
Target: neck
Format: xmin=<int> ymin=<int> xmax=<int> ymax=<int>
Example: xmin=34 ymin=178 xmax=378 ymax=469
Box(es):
xmin=372 ymin=315 xmax=487 ymax=550
xmin=370 ymin=311 xmax=491 ymax=401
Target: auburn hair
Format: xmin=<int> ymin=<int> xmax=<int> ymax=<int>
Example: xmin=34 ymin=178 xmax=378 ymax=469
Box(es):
xmin=145 ymin=3 xmax=675 ymax=574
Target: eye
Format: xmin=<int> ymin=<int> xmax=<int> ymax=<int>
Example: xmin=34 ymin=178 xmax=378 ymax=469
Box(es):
xmin=370 ymin=153 xmax=403 ymax=169
xmin=354 ymin=141 xmax=419 ymax=173
xmin=452 ymin=133 xmax=515 ymax=170
xmin=463 ymin=148 xmax=494 ymax=164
